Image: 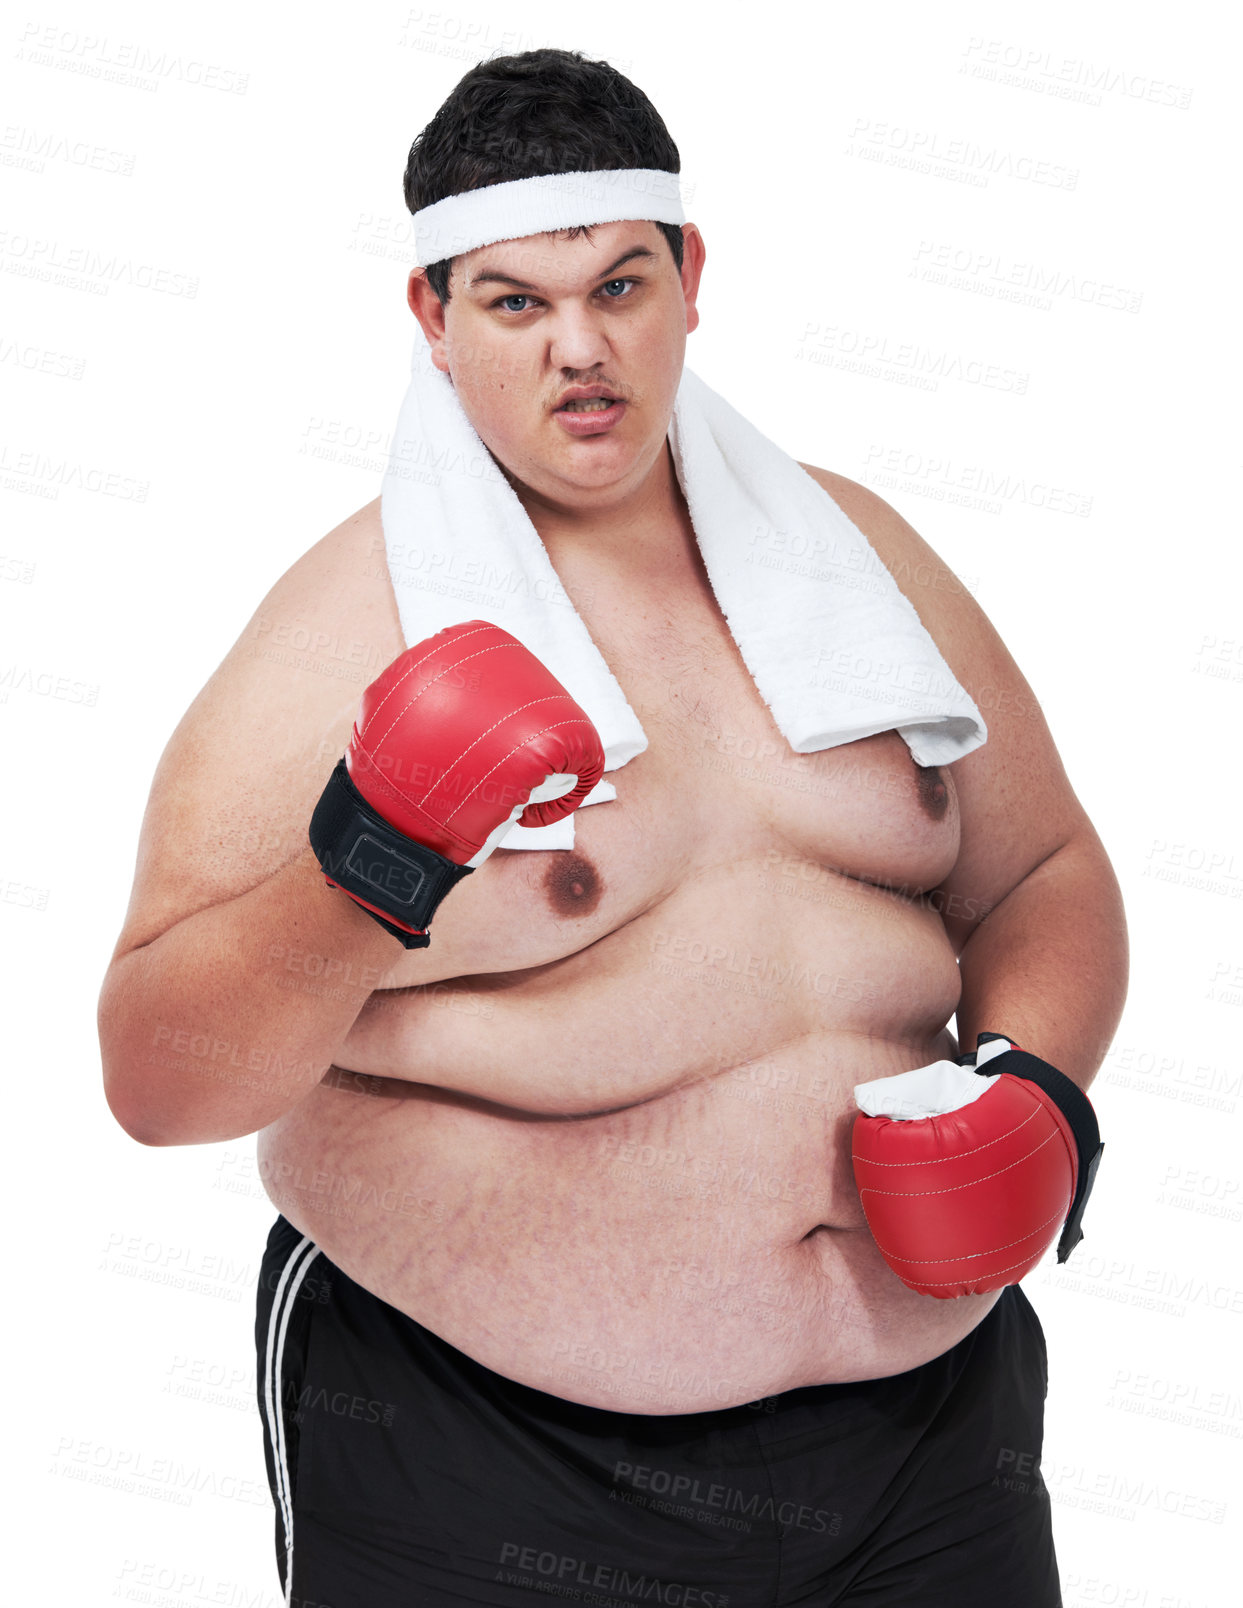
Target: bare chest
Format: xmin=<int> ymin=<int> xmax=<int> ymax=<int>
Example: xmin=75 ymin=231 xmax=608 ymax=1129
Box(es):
xmin=375 ymin=561 xmax=961 ymax=986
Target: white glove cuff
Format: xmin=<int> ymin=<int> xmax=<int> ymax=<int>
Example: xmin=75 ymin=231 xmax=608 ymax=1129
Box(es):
xmin=854 ymin=1058 xmax=1002 ymax=1121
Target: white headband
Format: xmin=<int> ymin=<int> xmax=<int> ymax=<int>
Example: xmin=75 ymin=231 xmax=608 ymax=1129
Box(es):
xmin=411 ymin=168 xmax=685 ymax=268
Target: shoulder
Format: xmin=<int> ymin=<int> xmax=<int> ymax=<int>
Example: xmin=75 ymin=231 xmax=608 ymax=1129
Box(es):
xmin=242 ymin=495 xmax=406 ymax=680
xmin=270 ymin=494 xmax=394 ymax=625
xmin=797 ymin=463 xmax=983 ymax=661
xmin=109 ymin=497 xmax=404 ymax=955
xmin=218 ymin=493 xmax=405 ymax=723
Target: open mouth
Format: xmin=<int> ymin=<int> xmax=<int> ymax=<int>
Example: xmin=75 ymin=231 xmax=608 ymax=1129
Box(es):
xmin=558 ymin=397 xmax=619 ymax=412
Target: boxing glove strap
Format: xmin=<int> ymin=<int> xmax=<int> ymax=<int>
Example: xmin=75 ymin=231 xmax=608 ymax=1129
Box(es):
xmin=973 ymin=1035 xmax=1105 ymax=1265
xmin=308 ymin=758 xmax=474 ymax=949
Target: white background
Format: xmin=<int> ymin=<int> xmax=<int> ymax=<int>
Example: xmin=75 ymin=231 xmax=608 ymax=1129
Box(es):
xmin=2 ymin=1 xmax=1239 ymax=1603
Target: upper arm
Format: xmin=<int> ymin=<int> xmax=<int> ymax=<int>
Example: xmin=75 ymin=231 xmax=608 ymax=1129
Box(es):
xmin=799 ymin=464 xmax=1097 ymax=952
xmin=108 ymin=497 xmax=406 ymax=959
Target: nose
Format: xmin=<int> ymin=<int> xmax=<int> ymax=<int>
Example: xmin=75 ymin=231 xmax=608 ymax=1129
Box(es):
xmin=546 ymin=305 xmax=612 ymax=373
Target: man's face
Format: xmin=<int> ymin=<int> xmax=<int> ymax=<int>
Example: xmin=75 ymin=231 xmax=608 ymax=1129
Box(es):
xmin=409 ymin=219 xmax=704 ymax=511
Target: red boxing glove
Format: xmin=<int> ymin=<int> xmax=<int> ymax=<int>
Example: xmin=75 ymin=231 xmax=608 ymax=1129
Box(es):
xmin=309 ymin=620 xmax=606 ymax=946
xmin=852 ymin=1033 xmax=1104 ymax=1298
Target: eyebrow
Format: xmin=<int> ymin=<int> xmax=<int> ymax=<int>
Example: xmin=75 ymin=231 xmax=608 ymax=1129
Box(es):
xmin=467 ymin=245 xmax=659 ymax=293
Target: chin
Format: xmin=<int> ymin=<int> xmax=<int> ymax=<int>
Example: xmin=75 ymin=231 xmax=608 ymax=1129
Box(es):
xmin=559 ymin=450 xmax=649 ymax=493
xmin=529 ymin=432 xmax=643 ymax=485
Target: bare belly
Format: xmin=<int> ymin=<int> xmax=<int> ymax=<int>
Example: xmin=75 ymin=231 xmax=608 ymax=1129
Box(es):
xmin=256 ymin=850 xmax=1000 ymax=1413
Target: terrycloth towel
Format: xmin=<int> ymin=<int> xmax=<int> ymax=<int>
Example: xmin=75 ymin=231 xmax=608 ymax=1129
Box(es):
xmin=380 ymin=339 xmax=986 ymax=849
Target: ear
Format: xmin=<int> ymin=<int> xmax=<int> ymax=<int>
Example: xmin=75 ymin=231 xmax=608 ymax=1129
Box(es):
xmin=677 ymin=224 xmax=706 ymax=336
xmin=407 ymin=267 xmax=451 ymax=374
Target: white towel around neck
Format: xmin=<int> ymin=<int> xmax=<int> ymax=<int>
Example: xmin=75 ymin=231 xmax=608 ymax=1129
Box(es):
xmin=379 ymin=340 xmax=986 ymax=849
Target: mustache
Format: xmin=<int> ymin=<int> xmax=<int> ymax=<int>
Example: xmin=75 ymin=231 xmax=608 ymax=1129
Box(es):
xmin=550 ymin=384 xmax=633 ymax=408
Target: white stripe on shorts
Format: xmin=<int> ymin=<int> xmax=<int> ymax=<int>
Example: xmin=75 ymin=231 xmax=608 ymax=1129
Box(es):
xmin=262 ymin=1233 xmax=322 ymax=1605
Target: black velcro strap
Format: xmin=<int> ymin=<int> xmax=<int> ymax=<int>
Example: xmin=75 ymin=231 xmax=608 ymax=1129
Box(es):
xmin=975 ymin=1040 xmax=1104 ymax=1264
xmin=308 ymin=758 xmax=474 ymax=949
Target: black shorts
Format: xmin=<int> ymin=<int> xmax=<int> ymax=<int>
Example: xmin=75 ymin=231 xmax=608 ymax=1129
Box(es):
xmin=255 ymin=1214 xmax=1059 ymax=1607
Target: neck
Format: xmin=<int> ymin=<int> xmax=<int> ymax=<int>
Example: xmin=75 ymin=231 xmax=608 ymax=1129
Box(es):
xmin=502 ymin=441 xmax=695 ymax=576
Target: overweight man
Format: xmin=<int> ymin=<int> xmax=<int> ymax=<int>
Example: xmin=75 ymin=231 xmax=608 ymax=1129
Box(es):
xmin=99 ymin=47 xmax=1128 ymax=1608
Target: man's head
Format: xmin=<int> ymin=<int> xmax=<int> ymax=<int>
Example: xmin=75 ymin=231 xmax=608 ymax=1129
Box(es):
xmin=401 ymin=50 xmax=705 ymax=514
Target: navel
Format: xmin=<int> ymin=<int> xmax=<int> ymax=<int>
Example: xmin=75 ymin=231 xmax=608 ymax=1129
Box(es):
xmin=543 ymin=851 xmax=604 ymax=918
xmin=914 ymin=763 xmax=949 ymax=822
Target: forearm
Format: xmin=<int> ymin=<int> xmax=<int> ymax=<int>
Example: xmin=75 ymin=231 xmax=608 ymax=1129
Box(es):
xmin=98 ymin=845 xmax=404 ymax=1146
xmin=954 ymin=835 xmax=1129 ymax=1092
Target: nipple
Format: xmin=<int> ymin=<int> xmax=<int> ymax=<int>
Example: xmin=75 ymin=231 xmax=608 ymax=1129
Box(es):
xmin=544 ymin=852 xmax=604 ymax=918
xmin=914 ymin=763 xmax=949 ymax=822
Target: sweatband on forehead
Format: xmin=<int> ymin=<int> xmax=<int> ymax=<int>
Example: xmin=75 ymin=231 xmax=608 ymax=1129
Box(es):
xmin=411 ymin=168 xmax=685 ymax=268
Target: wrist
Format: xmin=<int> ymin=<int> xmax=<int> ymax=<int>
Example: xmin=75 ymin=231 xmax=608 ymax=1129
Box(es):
xmin=308 ymin=757 xmax=475 ymax=949
xmin=960 ymin=1031 xmax=1105 ymax=1264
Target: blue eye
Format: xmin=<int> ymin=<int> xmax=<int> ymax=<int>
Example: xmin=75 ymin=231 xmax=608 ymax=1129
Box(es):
xmin=500 ymin=294 xmax=531 ymax=313
xmin=602 ymin=279 xmax=633 ymax=298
